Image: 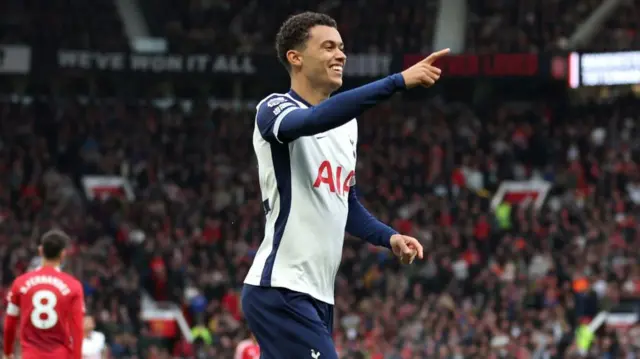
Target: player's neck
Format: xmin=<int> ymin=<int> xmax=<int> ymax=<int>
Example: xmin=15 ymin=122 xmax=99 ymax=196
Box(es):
xmin=40 ymin=260 xmax=62 ymax=270
xmin=290 ymin=77 xmax=330 ymax=105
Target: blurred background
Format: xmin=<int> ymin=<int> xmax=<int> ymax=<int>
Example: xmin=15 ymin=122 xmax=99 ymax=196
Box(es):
xmin=1 ymin=0 xmax=640 ymax=358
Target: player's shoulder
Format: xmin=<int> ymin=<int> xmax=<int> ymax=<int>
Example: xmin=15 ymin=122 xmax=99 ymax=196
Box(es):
xmin=12 ymin=269 xmax=42 ymax=284
xmin=56 ymin=271 xmax=83 ymax=289
xmin=9 ymin=271 xmax=29 ymax=288
xmin=256 ymin=93 xmax=300 ymax=118
xmin=257 ymin=92 xmax=298 ymax=108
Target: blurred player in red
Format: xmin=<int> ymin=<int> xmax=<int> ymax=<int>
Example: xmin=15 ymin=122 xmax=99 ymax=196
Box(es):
xmin=3 ymin=230 xmax=85 ymax=359
xmin=234 ymin=334 xmax=260 ymax=359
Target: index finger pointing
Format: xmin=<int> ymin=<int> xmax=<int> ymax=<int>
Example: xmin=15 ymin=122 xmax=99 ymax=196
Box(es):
xmin=425 ymin=48 xmax=450 ymax=64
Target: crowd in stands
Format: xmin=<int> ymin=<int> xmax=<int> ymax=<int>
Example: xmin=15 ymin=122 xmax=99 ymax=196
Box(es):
xmin=0 ymin=89 xmax=639 ymax=358
xmin=140 ymin=0 xmax=439 ymax=53
xmin=0 ymin=0 xmax=127 ymax=49
xmin=585 ymin=0 xmax=640 ymax=52
xmin=467 ymin=0 xmax=640 ymax=53
xmin=2 ymin=0 xmax=638 ymax=54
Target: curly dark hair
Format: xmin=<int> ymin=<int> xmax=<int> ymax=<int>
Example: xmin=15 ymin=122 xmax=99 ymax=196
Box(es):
xmin=275 ymin=12 xmax=338 ymax=71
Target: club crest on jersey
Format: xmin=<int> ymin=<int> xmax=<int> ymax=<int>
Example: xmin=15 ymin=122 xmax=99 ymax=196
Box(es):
xmin=267 ymin=97 xmax=287 ymax=107
xmin=313 ymin=160 xmax=354 ymax=196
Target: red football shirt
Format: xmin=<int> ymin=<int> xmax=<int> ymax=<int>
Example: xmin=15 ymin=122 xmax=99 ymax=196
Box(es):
xmin=3 ymin=266 xmax=85 ymax=359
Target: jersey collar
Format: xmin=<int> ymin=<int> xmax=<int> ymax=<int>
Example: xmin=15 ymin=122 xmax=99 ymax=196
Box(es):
xmin=287 ymin=89 xmax=312 ymax=107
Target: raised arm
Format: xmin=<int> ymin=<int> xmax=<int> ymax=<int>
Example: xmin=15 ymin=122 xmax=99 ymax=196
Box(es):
xmin=257 ymin=47 xmax=450 ymax=144
xmin=257 ymin=74 xmax=405 ymax=143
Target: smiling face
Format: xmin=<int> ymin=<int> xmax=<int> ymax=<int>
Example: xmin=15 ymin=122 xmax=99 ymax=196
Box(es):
xmin=288 ymin=25 xmax=346 ymax=94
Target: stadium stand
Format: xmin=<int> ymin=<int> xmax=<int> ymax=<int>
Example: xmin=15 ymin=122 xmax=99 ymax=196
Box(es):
xmin=138 ymin=0 xmax=438 ymax=53
xmin=1 ymin=1 xmax=640 ymax=358
xmin=0 ymin=0 xmax=127 ymax=49
xmin=581 ymin=0 xmax=640 ymax=51
xmin=465 ymin=0 xmax=637 ymax=52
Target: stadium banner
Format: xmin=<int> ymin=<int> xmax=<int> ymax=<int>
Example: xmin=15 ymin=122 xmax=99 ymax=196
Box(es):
xmin=402 ymin=53 xmax=555 ymax=79
xmin=147 ymin=318 xmax=179 ymax=338
xmin=568 ymin=51 xmax=640 ymax=88
xmin=490 ymin=180 xmax=551 ymax=211
xmin=81 ymin=176 xmax=135 ymax=201
xmin=0 ymin=45 xmax=31 ymax=74
xmin=57 ymin=50 xmax=258 ymax=74
xmin=38 ymin=48 xmax=392 ymax=78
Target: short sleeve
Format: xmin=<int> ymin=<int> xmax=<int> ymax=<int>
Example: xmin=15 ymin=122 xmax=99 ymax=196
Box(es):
xmin=256 ymin=95 xmax=300 ymax=143
xmin=5 ymin=281 xmax=20 ymax=316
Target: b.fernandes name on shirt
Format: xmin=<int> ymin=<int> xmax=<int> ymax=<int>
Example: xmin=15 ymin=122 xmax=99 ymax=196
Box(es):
xmin=19 ymin=276 xmax=71 ymax=296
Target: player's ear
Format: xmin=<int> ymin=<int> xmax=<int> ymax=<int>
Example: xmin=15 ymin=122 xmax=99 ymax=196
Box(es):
xmin=286 ymin=49 xmax=303 ymax=69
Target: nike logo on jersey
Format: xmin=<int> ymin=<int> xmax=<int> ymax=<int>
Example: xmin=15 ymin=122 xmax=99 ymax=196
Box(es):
xmin=311 ymin=349 xmax=321 ymax=358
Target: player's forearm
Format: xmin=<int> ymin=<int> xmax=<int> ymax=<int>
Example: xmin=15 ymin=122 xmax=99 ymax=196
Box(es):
xmin=345 ymin=187 xmax=396 ymax=248
xmin=278 ymin=74 xmax=405 ymax=139
xmin=2 ymin=315 xmax=18 ymax=356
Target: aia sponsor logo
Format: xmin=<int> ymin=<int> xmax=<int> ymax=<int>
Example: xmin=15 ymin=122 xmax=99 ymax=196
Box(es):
xmin=313 ymin=161 xmax=355 ymax=196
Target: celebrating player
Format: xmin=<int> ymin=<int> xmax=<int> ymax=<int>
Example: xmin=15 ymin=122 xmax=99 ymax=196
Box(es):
xmin=242 ymin=11 xmax=448 ymax=359
xmin=3 ymin=230 xmax=85 ymax=359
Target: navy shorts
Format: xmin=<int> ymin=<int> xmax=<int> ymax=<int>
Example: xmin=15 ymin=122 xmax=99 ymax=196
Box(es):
xmin=241 ymin=284 xmax=337 ymax=359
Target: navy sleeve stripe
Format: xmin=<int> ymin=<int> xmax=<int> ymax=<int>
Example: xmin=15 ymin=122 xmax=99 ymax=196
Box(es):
xmin=272 ymin=106 xmax=300 ymax=143
xmin=256 ymin=95 xmax=300 ymax=143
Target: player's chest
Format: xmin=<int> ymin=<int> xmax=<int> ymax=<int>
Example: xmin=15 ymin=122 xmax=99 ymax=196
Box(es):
xmin=292 ymin=123 xmax=357 ymax=197
xmin=296 ymin=122 xmax=357 ymax=167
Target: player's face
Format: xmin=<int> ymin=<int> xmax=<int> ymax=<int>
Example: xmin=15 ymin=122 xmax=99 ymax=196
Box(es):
xmin=302 ymin=25 xmax=346 ymax=92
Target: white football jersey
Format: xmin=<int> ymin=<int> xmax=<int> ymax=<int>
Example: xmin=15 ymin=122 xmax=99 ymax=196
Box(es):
xmin=244 ymin=91 xmax=358 ymax=304
xmin=82 ymin=331 xmax=106 ymax=359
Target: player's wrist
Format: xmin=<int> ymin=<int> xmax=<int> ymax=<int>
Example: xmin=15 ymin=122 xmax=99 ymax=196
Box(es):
xmin=383 ymin=229 xmax=399 ymax=249
xmin=390 ymin=73 xmax=406 ymax=90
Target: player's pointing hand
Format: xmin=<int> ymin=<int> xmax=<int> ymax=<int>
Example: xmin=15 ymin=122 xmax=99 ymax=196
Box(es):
xmin=390 ymin=234 xmax=424 ymax=264
xmin=401 ymin=48 xmax=450 ymax=89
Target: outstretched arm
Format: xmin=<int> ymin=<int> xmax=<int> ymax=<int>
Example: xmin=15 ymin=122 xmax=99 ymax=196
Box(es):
xmin=257 ymin=47 xmax=450 ymax=144
xmin=257 ymin=74 xmax=405 ymax=143
xmin=345 ymin=186 xmax=397 ymax=249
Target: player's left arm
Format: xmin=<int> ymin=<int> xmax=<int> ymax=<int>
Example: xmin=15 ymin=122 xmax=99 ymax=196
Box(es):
xmin=346 ymin=187 xmax=424 ymax=263
xmin=345 ymin=187 xmax=397 ymax=248
xmin=69 ymin=284 xmax=85 ymax=359
xmin=3 ymin=281 xmax=21 ymax=359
